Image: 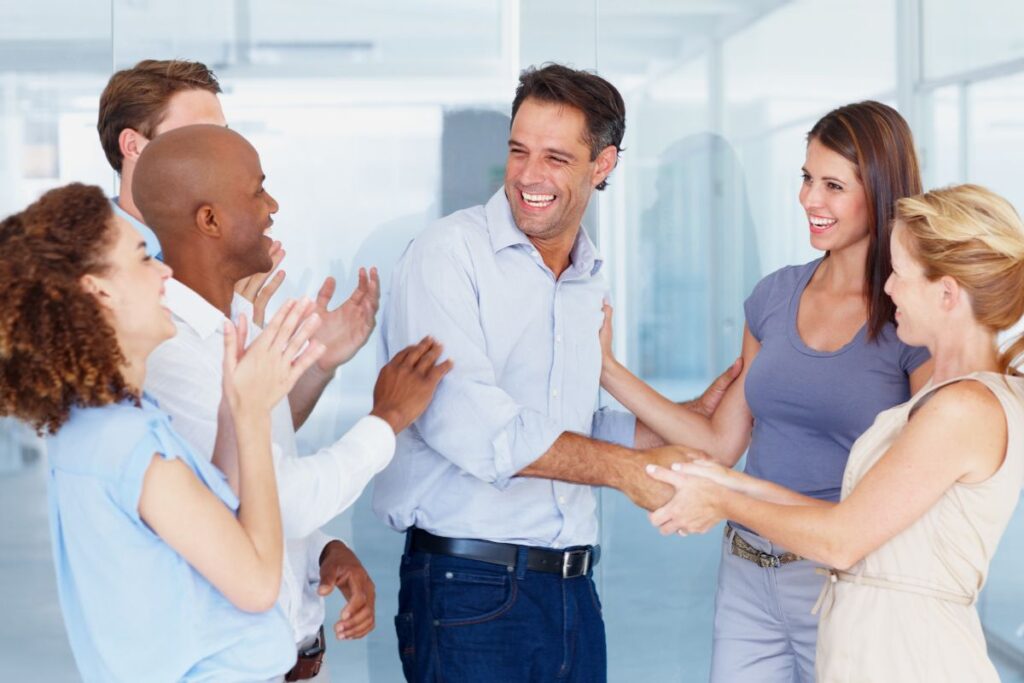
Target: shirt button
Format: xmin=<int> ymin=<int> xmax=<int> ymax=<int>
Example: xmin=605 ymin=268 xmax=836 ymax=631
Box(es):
xmin=558 ymin=496 xmax=567 ymax=505
xmin=551 ymin=389 xmax=559 ymax=398
xmin=555 ymin=334 xmax=563 ymax=343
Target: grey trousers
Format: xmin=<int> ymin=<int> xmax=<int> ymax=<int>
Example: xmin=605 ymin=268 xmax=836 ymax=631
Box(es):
xmin=709 ymin=525 xmax=828 ymax=683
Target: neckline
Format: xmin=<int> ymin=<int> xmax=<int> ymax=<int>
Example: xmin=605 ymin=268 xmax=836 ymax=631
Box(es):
xmin=787 ymin=257 xmax=867 ymax=358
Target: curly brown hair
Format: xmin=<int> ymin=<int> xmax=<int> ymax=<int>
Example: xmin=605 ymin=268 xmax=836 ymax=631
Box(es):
xmin=0 ymin=183 xmax=137 ymax=434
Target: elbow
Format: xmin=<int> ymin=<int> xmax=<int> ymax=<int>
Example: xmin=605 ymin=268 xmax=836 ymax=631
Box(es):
xmin=822 ymin=541 xmax=864 ymax=572
xmin=229 ymin=569 xmax=282 ymax=613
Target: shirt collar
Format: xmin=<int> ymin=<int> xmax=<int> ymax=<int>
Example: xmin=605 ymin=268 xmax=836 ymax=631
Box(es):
xmin=164 ymin=279 xmax=232 ymax=340
xmin=110 ymin=196 xmax=162 ymax=258
xmin=484 ymin=189 xmax=604 ymax=277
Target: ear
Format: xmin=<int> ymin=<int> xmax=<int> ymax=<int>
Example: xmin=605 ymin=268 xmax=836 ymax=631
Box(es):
xmin=195 ymin=204 xmax=221 ymax=238
xmin=939 ymin=275 xmax=962 ymax=312
xmin=591 ymin=145 xmax=618 ymax=189
xmin=79 ymin=273 xmax=116 ymax=310
xmin=118 ymin=128 xmax=148 ymax=166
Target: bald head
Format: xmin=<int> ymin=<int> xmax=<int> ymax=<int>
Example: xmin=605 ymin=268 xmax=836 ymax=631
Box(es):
xmin=133 ymin=124 xmax=256 ymax=240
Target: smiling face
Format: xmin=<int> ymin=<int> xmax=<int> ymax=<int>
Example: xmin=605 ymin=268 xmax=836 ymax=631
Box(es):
xmin=504 ymin=97 xmax=615 ymax=242
xmin=799 ymin=137 xmax=872 ymax=254
xmin=884 ymin=221 xmax=940 ymax=346
xmin=88 ymin=214 xmax=175 ymax=357
xmin=214 ymin=139 xmax=279 ymax=277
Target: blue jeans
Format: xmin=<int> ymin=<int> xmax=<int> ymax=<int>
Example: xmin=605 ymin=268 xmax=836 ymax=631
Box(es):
xmin=394 ymin=543 xmax=606 ymax=682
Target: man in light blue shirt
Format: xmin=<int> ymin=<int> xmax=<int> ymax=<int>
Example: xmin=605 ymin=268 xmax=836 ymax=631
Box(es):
xmin=376 ymin=63 xmax=725 ymax=683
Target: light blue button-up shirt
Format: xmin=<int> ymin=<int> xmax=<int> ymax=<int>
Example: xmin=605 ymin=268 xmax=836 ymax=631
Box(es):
xmin=374 ymin=189 xmax=636 ymax=548
xmin=111 ymin=196 xmax=162 ymax=258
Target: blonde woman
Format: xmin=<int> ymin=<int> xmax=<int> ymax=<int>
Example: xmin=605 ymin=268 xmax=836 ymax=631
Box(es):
xmin=649 ymin=184 xmax=1024 ymax=681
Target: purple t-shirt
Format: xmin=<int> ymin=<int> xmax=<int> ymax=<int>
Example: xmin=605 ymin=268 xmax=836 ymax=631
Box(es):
xmin=743 ymin=258 xmax=929 ymax=502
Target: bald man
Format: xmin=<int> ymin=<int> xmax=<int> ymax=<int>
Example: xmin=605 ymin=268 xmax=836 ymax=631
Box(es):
xmin=135 ymin=125 xmax=448 ymax=682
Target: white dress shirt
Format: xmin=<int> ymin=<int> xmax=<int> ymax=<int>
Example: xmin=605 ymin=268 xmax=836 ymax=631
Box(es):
xmin=146 ymin=278 xmax=396 ymax=644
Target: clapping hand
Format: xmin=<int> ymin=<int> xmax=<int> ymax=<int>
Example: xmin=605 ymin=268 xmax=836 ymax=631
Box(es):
xmin=310 ymin=267 xmax=381 ymax=373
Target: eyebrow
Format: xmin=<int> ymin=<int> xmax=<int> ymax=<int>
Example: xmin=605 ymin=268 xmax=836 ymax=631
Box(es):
xmin=508 ymin=138 xmax=578 ymax=161
xmin=136 ymin=240 xmax=147 ymax=250
xmin=801 ymin=167 xmax=848 ymax=184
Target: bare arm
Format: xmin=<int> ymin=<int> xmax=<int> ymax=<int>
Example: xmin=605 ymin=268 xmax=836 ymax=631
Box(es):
xmin=140 ymin=300 xmax=325 ymax=611
xmin=632 ymin=358 xmax=744 ymax=448
xmin=519 ymin=431 xmax=708 ymax=511
xmin=601 ymin=305 xmax=759 ymax=465
xmin=649 ymin=380 xmax=1007 ymax=569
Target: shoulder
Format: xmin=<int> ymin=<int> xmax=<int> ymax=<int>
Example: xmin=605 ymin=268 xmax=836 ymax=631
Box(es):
xmin=50 ymin=402 xmax=163 ymax=475
xmin=745 ymin=260 xmax=815 ymax=316
xmin=912 ymin=379 xmax=1003 ymax=431
xmin=756 ymin=260 xmax=817 ymax=293
xmin=408 ymin=205 xmax=489 ymax=257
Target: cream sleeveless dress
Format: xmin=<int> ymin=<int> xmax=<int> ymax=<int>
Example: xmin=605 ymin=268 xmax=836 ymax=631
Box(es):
xmin=814 ymin=371 xmax=1024 ymax=682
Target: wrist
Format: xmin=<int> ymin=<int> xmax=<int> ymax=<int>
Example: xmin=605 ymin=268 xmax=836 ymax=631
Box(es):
xmin=312 ymin=357 xmax=339 ymax=379
xmin=370 ymin=407 xmax=404 ymax=434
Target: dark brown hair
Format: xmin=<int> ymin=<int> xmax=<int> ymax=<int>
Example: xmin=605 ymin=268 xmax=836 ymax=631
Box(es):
xmin=808 ymin=100 xmax=922 ymax=341
xmin=97 ymin=59 xmax=221 ymax=173
xmin=512 ymin=63 xmax=626 ymax=191
xmin=0 ymin=183 xmax=134 ymax=434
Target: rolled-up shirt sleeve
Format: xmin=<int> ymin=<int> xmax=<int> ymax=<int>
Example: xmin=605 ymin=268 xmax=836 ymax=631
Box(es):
xmin=591 ymin=406 xmax=636 ymax=448
xmin=385 ymin=238 xmax=563 ymax=488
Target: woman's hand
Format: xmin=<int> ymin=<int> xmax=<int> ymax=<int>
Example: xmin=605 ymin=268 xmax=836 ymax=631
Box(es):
xmin=222 ymin=298 xmax=326 ymax=417
xmin=645 ymin=464 xmax=726 ymax=536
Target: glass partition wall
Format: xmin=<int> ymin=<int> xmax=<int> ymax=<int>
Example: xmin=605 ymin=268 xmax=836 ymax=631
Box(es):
xmin=2 ymin=1 xmax=1023 ymax=680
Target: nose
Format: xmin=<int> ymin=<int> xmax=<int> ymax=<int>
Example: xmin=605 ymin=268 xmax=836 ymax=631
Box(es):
xmin=883 ymin=271 xmax=893 ymax=296
xmin=265 ymin=189 xmax=279 ymax=214
xmin=800 ymin=180 xmax=824 ymax=211
xmin=159 ymin=259 xmax=173 ymax=280
xmin=517 ymin=154 xmax=546 ymax=188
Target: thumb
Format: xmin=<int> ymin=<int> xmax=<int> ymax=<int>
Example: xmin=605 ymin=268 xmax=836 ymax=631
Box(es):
xmin=222 ymin=321 xmax=238 ymax=378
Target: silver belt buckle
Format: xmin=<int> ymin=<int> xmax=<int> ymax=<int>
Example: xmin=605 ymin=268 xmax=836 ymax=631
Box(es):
xmin=562 ymin=549 xmax=590 ymax=578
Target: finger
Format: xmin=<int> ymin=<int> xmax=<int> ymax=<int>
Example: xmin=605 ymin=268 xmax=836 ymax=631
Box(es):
xmin=284 ymin=313 xmax=322 ymax=359
xmin=254 ymin=270 xmax=286 ymax=308
xmin=677 ymin=530 xmax=688 ymax=537
xmin=722 ymin=356 xmax=742 ymax=381
xmin=649 ymin=504 xmax=673 ymax=528
xmin=259 ymin=298 xmax=297 ymax=348
xmin=658 ymin=519 xmax=683 ymax=536
xmin=428 ymin=358 xmax=453 ymax=384
xmin=336 ymin=608 xmax=374 ymax=640
xmin=413 ymin=340 xmax=444 ymax=374
xmin=367 ymin=267 xmax=381 ymax=311
xmin=402 ymin=336 xmax=434 ymax=367
xmin=339 ymin=584 xmax=367 ymax=622
xmin=222 ymin=321 xmax=238 ymax=378
xmin=289 ymin=341 xmax=326 ymax=384
xmin=316 ymin=276 xmax=337 ymax=310
xmin=645 ymin=463 xmax=687 ymax=488
xmin=273 ymin=298 xmax=315 ymax=351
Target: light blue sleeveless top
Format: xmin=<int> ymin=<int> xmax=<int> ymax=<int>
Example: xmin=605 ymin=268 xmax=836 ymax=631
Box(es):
xmin=743 ymin=259 xmax=930 ymax=503
xmin=46 ymin=397 xmax=294 ymax=682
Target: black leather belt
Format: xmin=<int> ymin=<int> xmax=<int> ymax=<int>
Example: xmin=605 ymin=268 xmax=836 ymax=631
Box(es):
xmin=409 ymin=528 xmax=599 ymax=579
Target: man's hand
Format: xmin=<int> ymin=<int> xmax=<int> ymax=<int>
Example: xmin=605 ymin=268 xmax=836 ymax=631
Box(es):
xmin=371 ymin=336 xmax=452 ymax=434
xmin=318 ymin=541 xmax=376 ymax=640
xmin=311 ymin=267 xmax=381 ymax=373
xmin=235 ymin=240 xmax=286 ymax=327
xmin=618 ymin=445 xmax=708 ymax=511
xmin=686 ymin=357 xmax=742 ymax=418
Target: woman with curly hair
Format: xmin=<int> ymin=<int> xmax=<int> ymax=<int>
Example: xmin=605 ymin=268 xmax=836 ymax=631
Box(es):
xmin=0 ymin=183 xmax=326 ymax=682
xmin=651 ymin=184 xmax=1024 ymax=681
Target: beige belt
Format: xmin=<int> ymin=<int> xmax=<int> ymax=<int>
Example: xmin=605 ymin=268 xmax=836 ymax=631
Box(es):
xmin=812 ymin=567 xmax=974 ymax=616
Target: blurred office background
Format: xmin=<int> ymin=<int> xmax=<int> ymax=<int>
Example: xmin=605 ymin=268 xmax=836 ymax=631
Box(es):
xmin=2 ymin=0 xmax=1023 ymax=680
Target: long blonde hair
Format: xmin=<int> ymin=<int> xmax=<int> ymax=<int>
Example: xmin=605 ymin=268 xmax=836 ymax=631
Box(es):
xmin=896 ymin=184 xmax=1024 ymax=373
